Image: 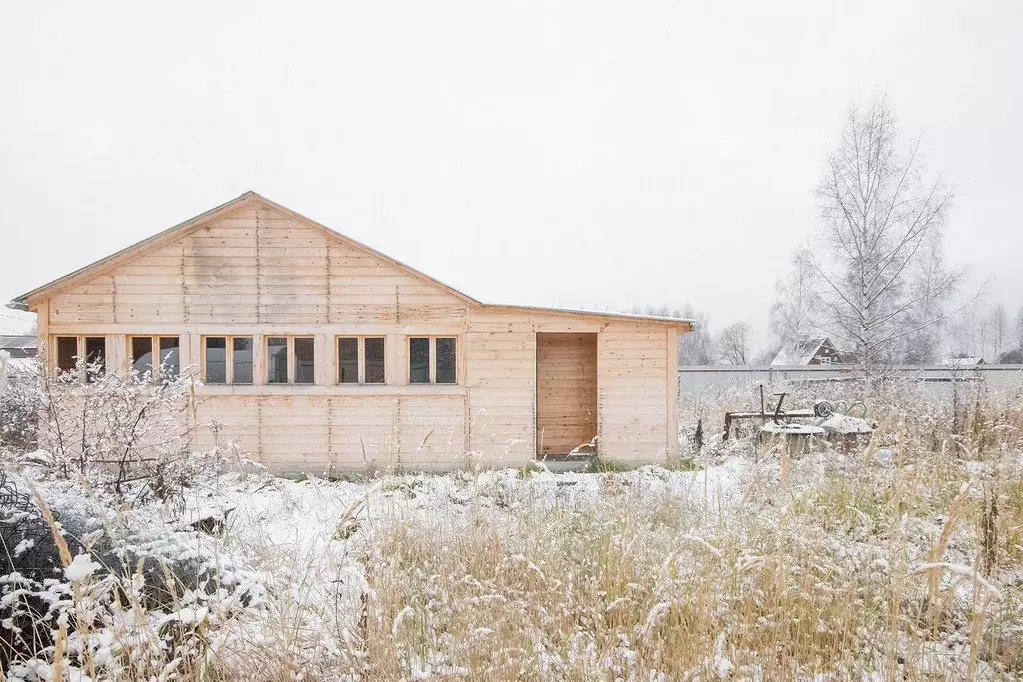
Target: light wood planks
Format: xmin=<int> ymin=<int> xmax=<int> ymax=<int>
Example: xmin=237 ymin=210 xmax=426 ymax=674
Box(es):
xmin=36 ymin=199 xmax=684 ymax=472
xmin=597 ymin=324 xmax=670 ymax=464
xmin=49 ymin=202 xmax=467 ymax=327
xmin=536 ymin=333 xmax=597 ymax=455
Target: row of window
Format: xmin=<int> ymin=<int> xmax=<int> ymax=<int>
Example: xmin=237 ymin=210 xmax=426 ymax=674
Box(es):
xmin=53 ymin=335 xmax=457 ymax=386
xmin=55 ymin=335 xmax=181 ymax=383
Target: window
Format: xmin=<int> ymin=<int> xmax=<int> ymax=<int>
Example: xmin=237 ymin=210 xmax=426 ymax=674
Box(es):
xmin=408 ymin=337 xmax=457 ymax=384
xmin=205 ymin=337 xmax=227 ymax=384
xmin=232 ymin=337 xmax=253 ymax=384
xmin=84 ymin=337 xmax=106 ymax=382
xmin=159 ymin=337 xmax=180 ymax=379
xmin=409 ymin=337 xmax=430 ymax=384
xmin=203 ymin=336 xmax=253 ymax=384
xmin=338 ymin=338 xmax=359 ymax=384
xmin=131 ymin=335 xmax=181 ymax=380
xmin=131 ymin=337 xmax=153 ymax=375
xmin=55 ymin=336 xmax=78 ymax=375
xmin=365 ymin=337 xmax=385 ymax=384
xmin=54 ymin=336 xmax=106 ymax=382
xmin=267 ymin=337 xmax=288 ymax=384
xmin=337 ymin=337 xmax=385 ymax=384
xmin=295 ymin=337 xmax=315 ymax=384
xmin=266 ymin=336 xmax=314 ymax=384
xmin=436 ymin=337 xmax=456 ymax=384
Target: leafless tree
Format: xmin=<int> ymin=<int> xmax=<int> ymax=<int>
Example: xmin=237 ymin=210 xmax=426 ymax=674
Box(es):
xmin=1016 ymin=306 xmax=1023 ymax=352
xmin=716 ymin=321 xmax=753 ymax=365
xmin=752 ymin=345 xmax=780 ymax=366
xmin=769 ymin=249 xmax=819 ymax=349
xmin=989 ymin=303 xmax=1008 ymax=359
xmin=677 ymin=304 xmax=715 ymax=365
xmin=802 ymin=94 xmax=962 ymax=374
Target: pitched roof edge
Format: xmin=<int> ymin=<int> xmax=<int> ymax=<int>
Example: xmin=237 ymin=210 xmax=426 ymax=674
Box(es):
xmin=252 ymin=194 xmax=479 ymax=306
xmin=8 ymin=191 xmax=260 ymax=309
xmin=478 ymin=303 xmax=693 ymax=329
xmin=5 ymin=193 xmax=686 ymax=330
xmin=7 ymin=191 xmax=481 ymax=310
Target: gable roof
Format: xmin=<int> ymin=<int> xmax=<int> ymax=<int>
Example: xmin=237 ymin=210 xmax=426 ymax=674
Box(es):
xmin=7 ymin=191 xmax=478 ymax=310
xmin=771 ymin=337 xmax=830 ymax=366
xmin=0 ymin=335 xmax=36 ymax=350
xmin=6 ymin=192 xmax=691 ymax=330
xmin=0 ymin=335 xmax=36 ymax=351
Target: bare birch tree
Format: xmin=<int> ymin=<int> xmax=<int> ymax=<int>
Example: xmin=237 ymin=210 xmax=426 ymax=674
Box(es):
xmin=804 ymin=95 xmax=962 ymax=373
xmin=989 ymin=303 xmax=1008 ymax=359
xmin=1017 ymin=306 xmax=1023 ymax=353
xmin=769 ymin=249 xmax=818 ymax=349
xmin=716 ymin=321 xmax=753 ymax=365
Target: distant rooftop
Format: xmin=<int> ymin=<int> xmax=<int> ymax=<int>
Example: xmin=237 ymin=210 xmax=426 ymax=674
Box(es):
xmin=0 ymin=335 xmax=36 ymax=350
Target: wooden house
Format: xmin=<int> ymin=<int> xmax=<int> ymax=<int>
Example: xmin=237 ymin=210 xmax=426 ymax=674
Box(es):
xmin=7 ymin=192 xmax=691 ymax=474
xmin=770 ymin=337 xmax=850 ymax=366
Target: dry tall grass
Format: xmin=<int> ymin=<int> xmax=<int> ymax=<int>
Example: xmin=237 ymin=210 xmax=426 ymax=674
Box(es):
xmin=6 ymin=380 xmax=1023 ymax=680
xmin=352 ymin=383 xmax=1023 ymax=680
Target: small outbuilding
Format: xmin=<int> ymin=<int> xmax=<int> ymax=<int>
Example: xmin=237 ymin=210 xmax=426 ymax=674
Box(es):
xmin=7 ymin=192 xmax=691 ymax=474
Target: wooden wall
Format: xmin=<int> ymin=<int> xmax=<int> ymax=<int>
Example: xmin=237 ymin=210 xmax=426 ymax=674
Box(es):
xmin=598 ymin=323 xmax=674 ymax=464
xmin=34 ymin=199 xmax=682 ymax=473
xmin=536 ymin=333 xmax=597 ymax=456
xmin=47 ymin=204 xmax=465 ymax=328
xmin=193 ymin=394 xmax=466 ymax=474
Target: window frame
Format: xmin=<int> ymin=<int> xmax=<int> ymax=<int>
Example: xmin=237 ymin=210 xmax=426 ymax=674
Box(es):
xmin=265 ymin=335 xmax=316 ymax=385
xmin=129 ymin=335 xmax=182 ymax=381
xmin=52 ymin=335 xmax=107 ymax=382
xmin=336 ymin=336 xmax=386 ymax=385
xmin=407 ymin=336 xmax=458 ymax=385
xmin=202 ymin=335 xmax=254 ymax=385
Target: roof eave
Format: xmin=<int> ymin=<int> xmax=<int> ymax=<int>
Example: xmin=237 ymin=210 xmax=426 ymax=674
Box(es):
xmin=478 ymin=303 xmax=694 ymax=329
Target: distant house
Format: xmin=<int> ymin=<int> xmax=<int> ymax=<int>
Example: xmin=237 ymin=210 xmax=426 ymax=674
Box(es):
xmin=941 ymin=355 xmax=987 ymax=368
xmin=0 ymin=335 xmax=38 ymax=381
xmin=771 ymin=337 xmax=849 ymax=366
xmin=0 ymin=335 xmax=37 ymax=359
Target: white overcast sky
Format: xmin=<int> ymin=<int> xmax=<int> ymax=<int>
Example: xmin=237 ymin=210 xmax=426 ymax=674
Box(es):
xmin=1 ymin=1 xmax=1021 ymax=346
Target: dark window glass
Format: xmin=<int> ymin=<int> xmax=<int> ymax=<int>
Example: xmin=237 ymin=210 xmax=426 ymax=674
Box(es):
xmin=409 ymin=337 xmax=430 ymax=384
xmin=205 ymin=337 xmax=227 ymax=384
xmin=56 ymin=337 xmax=78 ymax=375
xmin=159 ymin=337 xmax=180 ymax=379
xmin=84 ymin=337 xmax=105 ymax=382
xmin=232 ymin=337 xmax=253 ymax=384
xmin=436 ymin=338 xmax=456 ymax=384
xmin=338 ymin=338 xmax=359 ymax=384
xmin=267 ymin=337 xmax=288 ymax=384
xmin=364 ymin=338 xmax=385 ymax=384
xmin=294 ymin=337 xmax=315 ymax=384
xmin=131 ymin=337 xmax=154 ymax=377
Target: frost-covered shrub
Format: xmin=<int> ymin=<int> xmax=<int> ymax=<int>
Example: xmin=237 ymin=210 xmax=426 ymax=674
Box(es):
xmin=0 ymin=470 xmax=73 ymax=666
xmin=31 ymin=361 xmax=234 ymax=504
xmin=1 ymin=473 xmax=265 ymax=680
xmin=0 ymin=358 xmax=40 ymax=455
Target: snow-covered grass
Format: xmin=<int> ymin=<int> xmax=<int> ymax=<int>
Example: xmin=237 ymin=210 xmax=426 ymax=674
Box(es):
xmin=6 ymin=381 xmax=1023 ymax=680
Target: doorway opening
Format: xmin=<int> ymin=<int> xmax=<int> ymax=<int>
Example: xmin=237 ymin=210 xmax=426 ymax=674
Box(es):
xmin=536 ymin=332 xmax=598 ymax=459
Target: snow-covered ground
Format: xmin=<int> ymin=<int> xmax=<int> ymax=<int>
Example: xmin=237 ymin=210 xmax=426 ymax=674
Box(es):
xmin=8 ymin=397 xmax=1023 ymax=681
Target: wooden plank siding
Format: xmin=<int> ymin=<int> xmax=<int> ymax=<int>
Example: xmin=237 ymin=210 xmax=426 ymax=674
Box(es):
xmin=26 ymin=195 xmax=687 ymax=473
xmin=536 ymin=333 xmax=598 ymax=456
xmin=50 ymin=206 xmax=466 ymax=327
xmin=597 ymin=324 xmax=670 ymax=465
